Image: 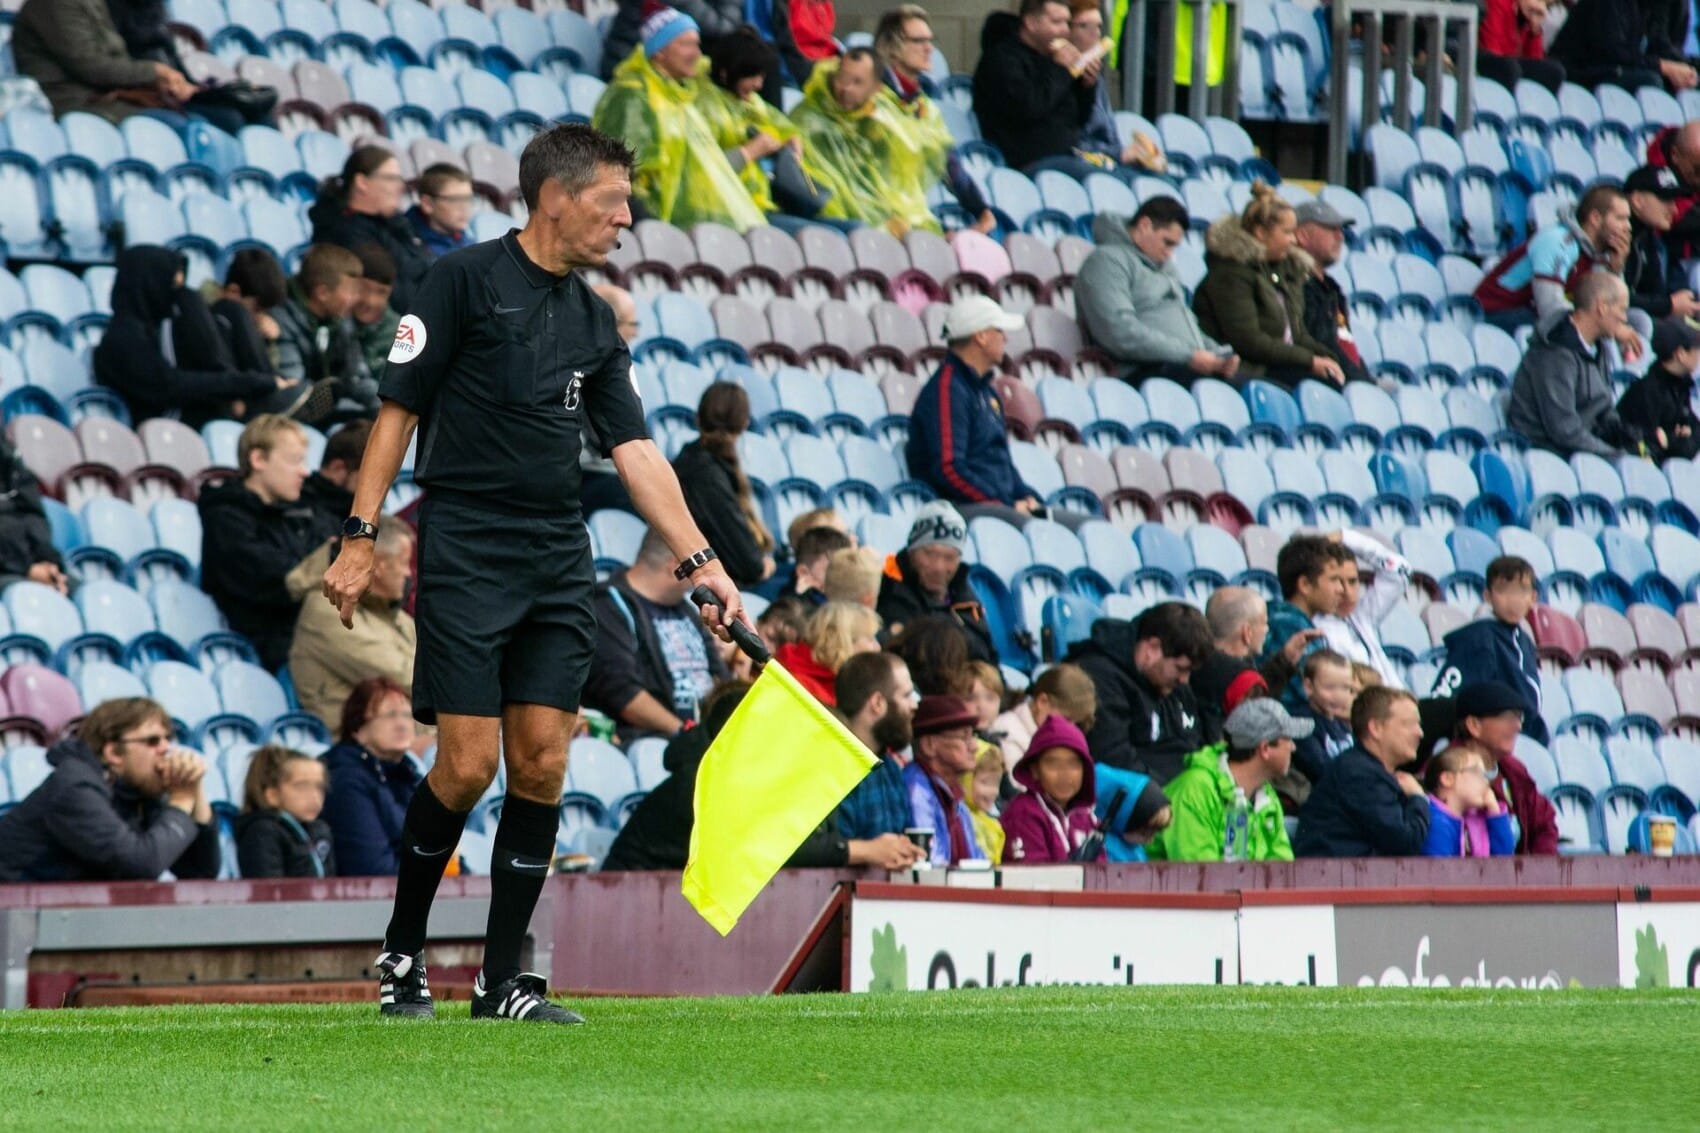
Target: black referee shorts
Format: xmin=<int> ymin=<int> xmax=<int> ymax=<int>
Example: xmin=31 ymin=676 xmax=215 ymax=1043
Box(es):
xmin=411 ymin=495 xmax=597 ymax=723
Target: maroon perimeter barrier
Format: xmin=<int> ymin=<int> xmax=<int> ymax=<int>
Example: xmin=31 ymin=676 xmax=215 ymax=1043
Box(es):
xmin=5 ymin=858 xmax=1700 ymax=1007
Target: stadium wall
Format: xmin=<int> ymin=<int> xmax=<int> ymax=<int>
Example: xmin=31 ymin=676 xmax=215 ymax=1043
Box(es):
xmin=6 ymin=862 xmax=1700 ymax=1007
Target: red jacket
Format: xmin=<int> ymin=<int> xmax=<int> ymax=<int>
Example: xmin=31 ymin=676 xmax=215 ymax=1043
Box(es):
xmin=1647 ymin=126 xmax=1700 ymax=251
xmin=1491 ymin=752 xmax=1560 ymax=855
xmin=775 ymin=642 xmax=837 ymax=706
xmin=1479 ymin=0 xmax=1545 ymax=58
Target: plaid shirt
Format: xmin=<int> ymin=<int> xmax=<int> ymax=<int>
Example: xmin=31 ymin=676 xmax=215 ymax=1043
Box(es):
xmin=836 ymin=754 xmax=910 ymax=841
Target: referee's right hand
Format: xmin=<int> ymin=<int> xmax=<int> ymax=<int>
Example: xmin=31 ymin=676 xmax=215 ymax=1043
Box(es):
xmin=323 ymin=538 xmax=374 ymax=629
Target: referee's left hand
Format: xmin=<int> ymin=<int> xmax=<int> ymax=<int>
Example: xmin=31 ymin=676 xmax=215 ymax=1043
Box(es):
xmin=692 ymin=564 xmax=745 ymax=645
xmin=323 ymin=538 xmax=374 ymax=629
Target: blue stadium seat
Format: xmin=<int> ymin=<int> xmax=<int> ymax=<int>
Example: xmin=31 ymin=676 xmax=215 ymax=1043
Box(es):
xmin=213 ymin=660 xmax=290 ymax=722
xmin=1069 ymin=520 xmax=1132 ymax=588
xmin=74 ymin=579 xmax=155 ymax=650
xmin=75 ymin=659 xmax=149 ymax=710
xmin=589 ymin=509 xmax=646 ymax=571
xmin=1041 ymin=593 xmax=1100 ymax=661
xmin=149 ymin=582 xmax=227 ymax=648
xmin=969 ymin=516 xmax=1031 ymax=577
xmin=566 ymin=737 xmax=639 ymax=820
xmin=629 ymin=736 xmax=670 ymax=792
xmin=145 ymin=659 xmax=222 ymax=730
xmin=0 ymin=153 xmax=53 ymax=259
xmin=2 ymin=581 xmax=82 ymax=661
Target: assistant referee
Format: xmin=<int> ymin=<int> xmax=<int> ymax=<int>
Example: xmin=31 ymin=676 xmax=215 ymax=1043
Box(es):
xmin=322 ymin=124 xmax=743 ymax=1026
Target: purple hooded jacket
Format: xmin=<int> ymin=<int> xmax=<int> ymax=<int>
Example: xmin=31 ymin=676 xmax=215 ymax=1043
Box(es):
xmin=1000 ymin=715 xmax=1102 ymax=864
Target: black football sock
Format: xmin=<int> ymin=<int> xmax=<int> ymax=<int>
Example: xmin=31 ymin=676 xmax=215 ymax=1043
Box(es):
xmin=382 ymin=780 xmax=470 ymax=957
xmin=480 ymin=795 xmax=559 ymax=988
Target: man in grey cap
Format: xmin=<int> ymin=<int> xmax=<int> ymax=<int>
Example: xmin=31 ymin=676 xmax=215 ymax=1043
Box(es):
xmin=875 ymin=500 xmax=998 ymax=664
xmin=1146 ymin=696 xmax=1313 ymax=862
xmin=1292 ymin=200 xmax=1369 ymax=384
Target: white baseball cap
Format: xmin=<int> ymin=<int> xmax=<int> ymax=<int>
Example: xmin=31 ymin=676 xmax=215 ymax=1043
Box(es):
xmin=941 ymin=295 xmax=1024 ymax=340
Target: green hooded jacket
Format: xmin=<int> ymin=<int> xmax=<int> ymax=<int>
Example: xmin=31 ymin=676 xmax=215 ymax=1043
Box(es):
xmin=1145 ymin=743 xmax=1294 ymax=863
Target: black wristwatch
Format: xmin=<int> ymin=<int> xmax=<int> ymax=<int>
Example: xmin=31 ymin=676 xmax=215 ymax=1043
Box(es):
xmin=341 ymin=515 xmax=378 ymax=541
xmin=674 ymin=547 xmax=718 ymax=580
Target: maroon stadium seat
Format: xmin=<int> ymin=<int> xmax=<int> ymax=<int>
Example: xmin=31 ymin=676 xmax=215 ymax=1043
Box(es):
xmin=709 ymin=295 xmax=770 ymax=352
xmin=1579 ymin=603 xmax=1637 ymax=673
xmin=869 ymin=301 xmax=927 ymax=356
xmin=1240 ymin=524 xmax=1283 ymax=575
xmin=991 ymin=374 xmax=1041 ymax=441
xmin=849 ymin=227 xmax=909 ymax=279
xmin=1619 ymin=669 xmax=1678 ymax=729
xmin=1627 ymin=603 xmax=1686 ymax=672
xmin=1529 ymin=604 xmax=1587 ymax=668
xmin=0 ymin=664 xmax=83 ymax=739
xmin=1421 ymin=602 xmax=1470 ymax=646
xmin=465 ymin=141 xmax=520 ymax=195
xmin=6 ymin=414 xmax=80 ymax=497
xmin=746 ymin=226 xmax=806 ymax=278
xmin=73 ymin=418 xmax=147 ymax=478
xmin=903 ymin=230 xmax=957 ymax=287
xmin=137 ymin=418 xmax=213 ymax=482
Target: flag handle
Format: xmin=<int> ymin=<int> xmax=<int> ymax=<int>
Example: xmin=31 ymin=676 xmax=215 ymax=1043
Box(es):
xmin=692 ymin=585 xmax=771 ymax=668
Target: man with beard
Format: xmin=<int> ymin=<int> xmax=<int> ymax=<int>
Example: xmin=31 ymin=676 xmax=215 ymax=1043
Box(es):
xmin=602 ymin=653 xmax=926 ymax=870
xmin=832 ymin=652 xmax=930 ymax=868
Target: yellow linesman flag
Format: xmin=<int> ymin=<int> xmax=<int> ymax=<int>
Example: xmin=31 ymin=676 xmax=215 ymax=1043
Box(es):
xmin=682 ymin=661 xmax=878 ymax=935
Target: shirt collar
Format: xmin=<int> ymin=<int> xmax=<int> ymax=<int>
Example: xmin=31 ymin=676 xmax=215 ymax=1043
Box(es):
xmin=502 ymin=230 xmax=567 ymax=290
xmin=947 ymin=351 xmax=993 ymax=383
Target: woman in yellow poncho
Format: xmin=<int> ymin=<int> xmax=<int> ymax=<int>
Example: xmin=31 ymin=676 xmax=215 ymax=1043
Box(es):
xmin=589 ymin=7 xmax=769 ymax=232
xmin=789 ymin=47 xmax=948 ymax=235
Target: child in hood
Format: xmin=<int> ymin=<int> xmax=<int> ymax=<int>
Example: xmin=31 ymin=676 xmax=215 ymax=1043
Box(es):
xmin=1000 ymin=716 xmax=1100 ymax=863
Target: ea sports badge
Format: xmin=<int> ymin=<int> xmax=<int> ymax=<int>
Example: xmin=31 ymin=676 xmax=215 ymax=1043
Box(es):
xmin=388 ymin=314 xmax=427 ymax=364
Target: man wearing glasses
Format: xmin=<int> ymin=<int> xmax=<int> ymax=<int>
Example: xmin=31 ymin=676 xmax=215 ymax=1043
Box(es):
xmin=407 ymin=164 xmax=477 ymax=260
xmin=0 ymin=698 xmax=219 ymax=882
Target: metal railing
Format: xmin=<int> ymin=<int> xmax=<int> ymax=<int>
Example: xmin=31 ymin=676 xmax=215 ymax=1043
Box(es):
xmin=1328 ymin=0 xmax=1478 ymax=185
xmin=1119 ymin=0 xmax=1245 ymax=120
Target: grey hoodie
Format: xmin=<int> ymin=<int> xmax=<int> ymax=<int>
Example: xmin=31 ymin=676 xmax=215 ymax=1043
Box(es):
xmin=1507 ymin=314 xmax=1636 ymax=458
xmin=1076 ymin=214 xmax=1222 ymax=369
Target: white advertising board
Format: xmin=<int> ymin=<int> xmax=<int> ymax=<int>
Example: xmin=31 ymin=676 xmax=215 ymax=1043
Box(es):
xmin=848 ymin=895 xmax=1239 ymax=992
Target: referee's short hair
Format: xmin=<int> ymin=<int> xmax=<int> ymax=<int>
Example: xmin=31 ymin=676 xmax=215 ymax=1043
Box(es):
xmin=519 ymin=123 xmax=636 ymax=209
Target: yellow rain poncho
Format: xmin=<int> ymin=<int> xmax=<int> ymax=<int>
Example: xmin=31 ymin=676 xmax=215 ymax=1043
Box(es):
xmin=696 ymin=79 xmax=801 ymax=216
xmin=789 ymin=57 xmax=948 ymax=236
xmin=590 ymin=47 xmax=766 ymax=232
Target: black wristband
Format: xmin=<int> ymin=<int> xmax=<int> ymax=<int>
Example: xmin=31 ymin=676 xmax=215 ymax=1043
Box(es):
xmin=674 ymin=547 xmax=718 ymax=580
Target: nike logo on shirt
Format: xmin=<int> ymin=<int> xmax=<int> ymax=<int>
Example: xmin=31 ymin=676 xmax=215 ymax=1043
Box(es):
xmin=494 ymin=304 xmax=526 ymax=315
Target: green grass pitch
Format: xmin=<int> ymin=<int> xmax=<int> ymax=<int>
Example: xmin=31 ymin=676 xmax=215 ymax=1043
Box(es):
xmin=3 ymin=987 xmax=1695 ymax=1131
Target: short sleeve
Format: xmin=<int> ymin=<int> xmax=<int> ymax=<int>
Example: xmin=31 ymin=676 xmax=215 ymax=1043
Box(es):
xmin=377 ymin=259 xmax=466 ymax=414
xmin=583 ymin=339 xmax=649 ymax=450
xmin=1527 ymin=229 xmax=1570 ymax=283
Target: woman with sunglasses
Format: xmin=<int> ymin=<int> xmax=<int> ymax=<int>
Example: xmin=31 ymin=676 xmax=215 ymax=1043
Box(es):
xmin=0 ymin=698 xmax=219 ymax=882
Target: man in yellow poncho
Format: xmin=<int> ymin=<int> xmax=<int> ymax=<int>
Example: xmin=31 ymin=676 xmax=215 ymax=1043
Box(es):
xmin=790 ymin=47 xmax=949 ymax=235
xmin=591 ymin=7 xmax=773 ymax=232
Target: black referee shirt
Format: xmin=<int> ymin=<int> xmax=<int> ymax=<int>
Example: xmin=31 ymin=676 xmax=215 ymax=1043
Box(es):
xmin=379 ymin=230 xmax=648 ymax=516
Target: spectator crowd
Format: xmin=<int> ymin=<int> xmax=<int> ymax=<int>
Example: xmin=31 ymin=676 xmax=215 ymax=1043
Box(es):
xmin=2 ymin=0 xmax=1695 ymax=884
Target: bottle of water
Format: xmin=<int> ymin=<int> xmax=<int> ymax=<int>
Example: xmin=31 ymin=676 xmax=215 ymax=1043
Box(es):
xmin=1224 ymin=787 xmax=1250 ymax=862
